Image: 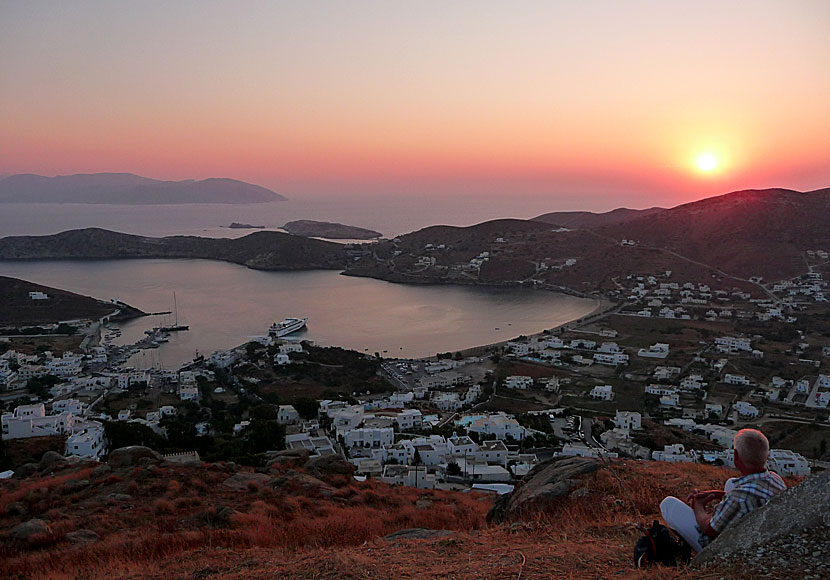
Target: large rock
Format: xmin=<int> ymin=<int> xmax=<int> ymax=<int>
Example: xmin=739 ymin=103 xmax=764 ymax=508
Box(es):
xmin=39 ymin=451 xmax=66 ymax=469
xmin=305 ymin=454 xmax=355 ymax=479
xmin=487 ymin=456 xmax=600 ymax=524
xmin=107 ymin=446 xmax=162 ymax=468
xmin=221 ymin=472 xmax=271 ymax=490
xmin=9 ymin=519 xmax=51 ymax=541
xmin=693 ymin=471 xmax=830 ymax=568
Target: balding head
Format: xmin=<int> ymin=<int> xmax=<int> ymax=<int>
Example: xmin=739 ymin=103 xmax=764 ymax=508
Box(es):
xmin=733 ymin=429 xmax=769 ymax=471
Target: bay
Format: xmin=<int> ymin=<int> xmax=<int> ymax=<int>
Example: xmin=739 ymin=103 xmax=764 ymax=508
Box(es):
xmin=0 ymin=259 xmax=598 ymax=368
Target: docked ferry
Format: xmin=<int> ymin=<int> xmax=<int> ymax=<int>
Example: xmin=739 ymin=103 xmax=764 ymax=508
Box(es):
xmin=268 ymin=317 xmax=308 ymax=338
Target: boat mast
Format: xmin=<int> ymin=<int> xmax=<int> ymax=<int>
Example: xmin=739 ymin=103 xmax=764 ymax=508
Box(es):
xmin=173 ymin=292 xmax=178 ymax=326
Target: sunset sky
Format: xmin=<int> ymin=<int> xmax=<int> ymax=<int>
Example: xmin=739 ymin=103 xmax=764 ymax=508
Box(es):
xmin=1 ymin=1 xmax=828 ymax=209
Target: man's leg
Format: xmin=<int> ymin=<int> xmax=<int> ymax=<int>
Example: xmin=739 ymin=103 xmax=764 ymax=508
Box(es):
xmin=660 ymin=496 xmax=704 ymax=552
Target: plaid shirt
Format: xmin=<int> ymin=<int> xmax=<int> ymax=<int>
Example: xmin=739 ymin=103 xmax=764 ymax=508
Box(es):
xmin=699 ymin=471 xmax=787 ymax=547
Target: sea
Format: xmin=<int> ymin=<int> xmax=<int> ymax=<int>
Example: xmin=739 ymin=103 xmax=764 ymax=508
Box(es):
xmin=0 ymin=197 xmax=597 ymax=368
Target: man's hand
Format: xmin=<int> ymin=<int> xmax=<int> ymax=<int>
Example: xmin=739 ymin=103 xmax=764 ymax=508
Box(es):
xmin=690 ymin=489 xmax=726 ymax=507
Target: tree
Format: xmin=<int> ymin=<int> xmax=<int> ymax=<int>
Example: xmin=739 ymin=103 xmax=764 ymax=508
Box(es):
xmin=293 ymin=398 xmax=320 ymax=420
xmin=446 ymin=460 xmax=462 ymax=476
xmin=245 ymin=420 xmax=285 ymax=453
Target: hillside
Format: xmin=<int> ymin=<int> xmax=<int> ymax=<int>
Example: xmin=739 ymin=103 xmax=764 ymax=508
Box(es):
xmin=283 ymin=220 xmax=382 ymax=240
xmin=346 ymin=187 xmax=830 ymax=290
xmin=0 ymin=276 xmax=125 ymax=326
xmin=533 ymin=207 xmax=665 ymax=228
xmin=0 ymin=228 xmax=348 ymax=271
xmin=597 ymin=188 xmax=830 ymax=280
xmin=0 ymin=173 xmax=287 ymax=204
xmin=0 ymin=450 xmax=790 ymax=579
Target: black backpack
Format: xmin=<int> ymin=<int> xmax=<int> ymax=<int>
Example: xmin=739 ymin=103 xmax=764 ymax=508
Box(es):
xmin=633 ymin=520 xmax=691 ymax=567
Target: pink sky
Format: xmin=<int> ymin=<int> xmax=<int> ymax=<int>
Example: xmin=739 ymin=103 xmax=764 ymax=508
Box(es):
xmin=1 ymin=1 xmax=828 ymax=210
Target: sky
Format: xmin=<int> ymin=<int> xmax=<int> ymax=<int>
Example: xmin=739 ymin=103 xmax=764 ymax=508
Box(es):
xmin=1 ymin=0 xmax=828 ymax=210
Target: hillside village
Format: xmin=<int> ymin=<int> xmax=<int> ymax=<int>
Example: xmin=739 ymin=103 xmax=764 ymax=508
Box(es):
xmin=3 ymin=263 xmax=828 ymax=487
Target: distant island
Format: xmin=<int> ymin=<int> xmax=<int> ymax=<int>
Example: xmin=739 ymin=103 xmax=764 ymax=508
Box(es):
xmin=228 ymin=222 xmax=265 ymax=229
xmin=0 ymin=173 xmax=287 ymax=204
xmin=283 ymin=220 xmax=382 ymax=240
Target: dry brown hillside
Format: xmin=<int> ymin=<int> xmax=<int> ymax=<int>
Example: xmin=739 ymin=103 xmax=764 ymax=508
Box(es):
xmin=0 ymin=449 xmax=793 ymax=580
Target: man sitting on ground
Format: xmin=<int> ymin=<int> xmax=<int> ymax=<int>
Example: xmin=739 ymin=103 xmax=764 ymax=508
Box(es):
xmin=659 ymin=428 xmax=786 ymax=552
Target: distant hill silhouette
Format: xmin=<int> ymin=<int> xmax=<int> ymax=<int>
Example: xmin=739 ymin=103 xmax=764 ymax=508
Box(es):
xmin=597 ymin=187 xmax=830 ymax=279
xmin=0 ymin=173 xmax=287 ymax=204
xmin=533 ymin=207 xmax=665 ymax=228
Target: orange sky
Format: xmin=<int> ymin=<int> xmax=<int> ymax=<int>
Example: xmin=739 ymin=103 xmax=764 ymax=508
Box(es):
xmin=1 ymin=1 xmax=828 ymax=209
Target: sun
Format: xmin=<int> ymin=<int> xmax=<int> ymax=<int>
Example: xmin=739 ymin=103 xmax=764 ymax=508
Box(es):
xmin=696 ymin=153 xmax=718 ymax=172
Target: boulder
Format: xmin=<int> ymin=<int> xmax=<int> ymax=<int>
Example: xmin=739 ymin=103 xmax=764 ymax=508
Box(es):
xmin=65 ymin=529 xmax=100 ymax=544
xmin=383 ymin=528 xmax=456 ymax=542
xmin=107 ymin=446 xmax=162 ymax=468
xmin=487 ymin=456 xmax=600 ymax=524
xmin=221 ymin=472 xmax=271 ymax=491
xmin=39 ymin=451 xmax=66 ymax=469
xmin=305 ymin=454 xmax=355 ymax=479
xmin=9 ymin=519 xmax=51 ymax=541
xmin=693 ymin=471 xmax=830 ymax=568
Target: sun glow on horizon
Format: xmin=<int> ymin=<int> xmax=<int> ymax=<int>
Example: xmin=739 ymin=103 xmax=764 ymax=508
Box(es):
xmin=696 ymin=153 xmax=719 ymax=173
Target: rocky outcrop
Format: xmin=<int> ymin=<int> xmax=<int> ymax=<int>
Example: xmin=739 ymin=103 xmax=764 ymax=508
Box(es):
xmin=107 ymin=446 xmax=163 ymax=468
xmin=693 ymin=471 xmax=830 ymax=569
xmin=487 ymin=456 xmax=600 ymax=524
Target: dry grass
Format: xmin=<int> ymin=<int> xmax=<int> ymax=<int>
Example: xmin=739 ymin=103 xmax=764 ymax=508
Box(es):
xmin=0 ymin=458 xmax=792 ymax=579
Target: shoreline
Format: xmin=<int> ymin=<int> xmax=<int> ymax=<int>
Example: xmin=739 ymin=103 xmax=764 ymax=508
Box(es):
xmin=451 ymin=297 xmax=614 ymax=359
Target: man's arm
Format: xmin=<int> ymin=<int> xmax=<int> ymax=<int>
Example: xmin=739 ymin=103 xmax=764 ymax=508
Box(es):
xmin=692 ymin=496 xmax=719 ymax=539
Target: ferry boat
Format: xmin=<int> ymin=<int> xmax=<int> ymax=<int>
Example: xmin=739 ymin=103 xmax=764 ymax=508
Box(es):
xmin=268 ymin=317 xmax=308 ymax=338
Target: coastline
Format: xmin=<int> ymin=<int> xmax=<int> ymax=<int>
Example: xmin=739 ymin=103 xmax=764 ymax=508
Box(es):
xmin=451 ymin=297 xmax=614 ymax=359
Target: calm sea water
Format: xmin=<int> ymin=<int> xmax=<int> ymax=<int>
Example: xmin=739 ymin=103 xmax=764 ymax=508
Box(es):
xmin=0 ymin=195 xmax=563 ymax=239
xmin=0 ymin=259 xmax=597 ymax=368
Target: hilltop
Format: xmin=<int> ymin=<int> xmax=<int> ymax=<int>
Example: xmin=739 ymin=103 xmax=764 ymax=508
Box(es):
xmin=0 ymin=173 xmax=287 ymax=204
xmin=533 ymin=207 xmax=665 ymax=229
xmin=0 ymin=228 xmax=348 ymax=271
xmin=0 ymin=448 xmax=787 ymax=580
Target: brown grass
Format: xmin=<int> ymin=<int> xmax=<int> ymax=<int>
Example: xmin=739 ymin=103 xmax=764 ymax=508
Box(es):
xmin=0 ymin=459 xmax=796 ymax=579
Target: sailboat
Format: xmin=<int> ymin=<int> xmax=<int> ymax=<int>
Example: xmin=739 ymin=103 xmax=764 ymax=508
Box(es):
xmin=159 ymin=292 xmax=189 ymax=332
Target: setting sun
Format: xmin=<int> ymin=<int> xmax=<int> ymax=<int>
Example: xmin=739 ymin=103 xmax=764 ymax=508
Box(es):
xmin=697 ymin=153 xmax=718 ymax=172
